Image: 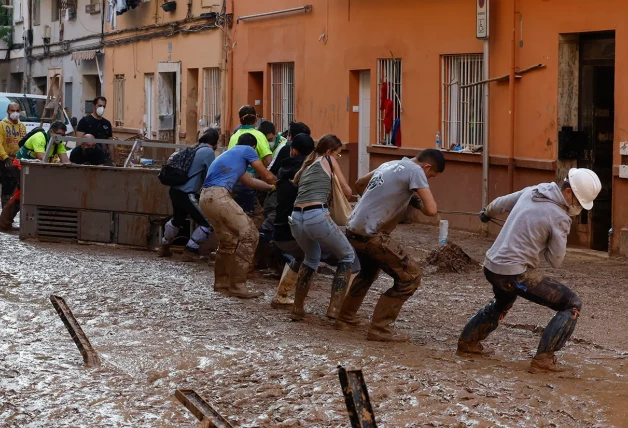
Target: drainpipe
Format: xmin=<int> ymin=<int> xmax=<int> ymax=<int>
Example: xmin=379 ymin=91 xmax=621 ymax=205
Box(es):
xmin=507 ymin=0 xmax=517 ymax=193
xmin=481 ymin=38 xmax=490 ymax=236
xmin=26 ymin=0 xmax=33 ymax=93
xmin=226 ymin=0 xmax=235 ymax=141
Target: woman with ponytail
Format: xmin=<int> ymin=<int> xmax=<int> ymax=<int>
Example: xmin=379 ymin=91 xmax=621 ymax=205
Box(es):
xmin=288 ymin=134 xmax=355 ymax=321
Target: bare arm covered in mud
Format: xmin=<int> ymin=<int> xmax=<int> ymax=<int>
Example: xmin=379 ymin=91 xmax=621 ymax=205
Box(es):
xmin=250 ymin=159 xmax=277 ymax=185
xmin=239 ymin=171 xmax=274 ymax=191
xmin=355 ymin=171 xmax=374 ymax=196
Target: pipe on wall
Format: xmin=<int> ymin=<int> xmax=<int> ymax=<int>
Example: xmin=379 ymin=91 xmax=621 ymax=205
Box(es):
xmin=237 ymin=5 xmax=312 ymax=23
xmin=507 ymin=0 xmax=517 ymax=193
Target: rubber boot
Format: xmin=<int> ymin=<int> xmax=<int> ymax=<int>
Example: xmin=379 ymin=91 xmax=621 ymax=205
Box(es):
xmin=529 ymin=352 xmax=566 ymax=374
xmin=270 ymin=264 xmax=298 ymax=309
xmin=335 ymin=277 xmax=369 ymax=330
xmin=290 ymin=265 xmax=316 ymax=321
xmin=0 ymin=195 xmax=19 ymax=231
xmin=326 ymin=262 xmax=353 ymax=319
xmin=456 ymin=301 xmax=505 ymax=356
xmin=366 ymin=295 xmax=410 ymax=342
xmin=227 ymin=254 xmax=263 ymax=299
xmin=529 ymin=308 xmax=579 ymax=373
xmin=157 ymin=243 xmax=173 ymax=257
xmin=213 ymin=253 xmax=230 ymax=292
xmin=0 ymin=195 xmax=10 ymax=209
xmin=182 ymin=247 xmax=206 ymax=262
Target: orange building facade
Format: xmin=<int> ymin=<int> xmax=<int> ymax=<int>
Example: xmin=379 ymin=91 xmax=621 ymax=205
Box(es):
xmin=228 ymin=0 xmax=628 ymax=256
xmin=104 ymin=1 xmax=226 ymax=145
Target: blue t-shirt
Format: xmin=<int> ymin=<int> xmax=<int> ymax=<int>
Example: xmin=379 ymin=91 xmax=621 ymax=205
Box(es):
xmin=203 ymin=145 xmax=259 ymax=192
xmin=174 ymin=144 xmax=216 ymax=194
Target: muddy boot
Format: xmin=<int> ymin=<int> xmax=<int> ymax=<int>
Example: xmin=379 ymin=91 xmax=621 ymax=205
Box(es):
xmin=366 ymin=295 xmax=410 ymax=342
xmin=335 ymin=277 xmax=369 ymax=330
xmin=456 ymin=341 xmax=493 ymax=357
xmin=181 ymin=247 xmax=206 ymax=262
xmin=290 ymin=265 xmax=316 ymax=321
xmin=213 ymin=253 xmax=230 ymax=292
xmin=271 ymin=264 xmax=298 ymax=309
xmin=529 ymin=352 xmax=566 ymax=374
xmin=157 ymin=243 xmax=173 ymax=257
xmin=0 ymin=196 xmax=19 ymax=231
xmin=228 ymin=255 xmax=263 ymax=299
xmin=228 ymin=281 xmax=263 ymax=299
xmin=457 ymin=301 xmax=508 ymax=356
xmin=326 ymin=262 xmax=353 ymax=319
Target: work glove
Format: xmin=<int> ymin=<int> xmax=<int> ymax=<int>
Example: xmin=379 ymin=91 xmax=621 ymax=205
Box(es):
xmin=479 ymin=209 xmax=491 ymax=223
xmin=410 ymin=194 xmax=425 ymax=210
xmin=4 ymin=157 xmax=13 ymax=169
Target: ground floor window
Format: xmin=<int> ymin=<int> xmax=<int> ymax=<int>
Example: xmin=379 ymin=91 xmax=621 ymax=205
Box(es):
xmin=377 ymin=58 xmax=402 ymax=145
xmin=203 ymin=67 xmax=221 ymax=128
xmin=270 ymin=62 xmax=294 ymax=133
xmin=441 ymin=54 xmax=485 ymax=151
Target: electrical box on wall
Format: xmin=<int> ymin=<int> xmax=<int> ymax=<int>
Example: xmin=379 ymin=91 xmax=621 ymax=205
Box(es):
xmin=620 ymin=142 xmax=628 ymax=179
xmin=85 ymin=3 xmax=101 ymax=14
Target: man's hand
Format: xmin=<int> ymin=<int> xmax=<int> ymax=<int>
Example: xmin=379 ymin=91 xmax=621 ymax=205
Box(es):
xmin=479 ymin=209 xmax=491 ymax=223
xmin=4 ymin=157 xmax=13 ymax=168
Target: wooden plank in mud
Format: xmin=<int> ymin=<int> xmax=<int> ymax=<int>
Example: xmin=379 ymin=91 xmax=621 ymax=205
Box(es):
xmin=338 ymin=366 xmax=377 ymax=428
xmin=175 ymin=389 xmax=233 ymax=428
xmin=49 ymin=295 xmax=101 ymax=367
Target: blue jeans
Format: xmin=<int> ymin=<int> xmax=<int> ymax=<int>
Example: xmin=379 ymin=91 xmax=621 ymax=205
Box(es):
xmin=289 ymin=208 xmax=355 ymax=270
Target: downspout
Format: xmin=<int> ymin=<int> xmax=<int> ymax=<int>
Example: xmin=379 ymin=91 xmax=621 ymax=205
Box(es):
xmin=507 ymin=0 xmax=517 ymax=193
xmin=226 ymin=0 xmax=235 ymax=141
xmin=481 ymin=38 xmax=490 ymax=236
xmin=26 ymin=0 xmax=33 ymax=93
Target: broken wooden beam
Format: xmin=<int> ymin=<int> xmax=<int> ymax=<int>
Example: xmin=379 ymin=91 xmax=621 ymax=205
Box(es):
xmin=49 ymin=295 xmax=101 ymax=367
xmin=338 ymin=366 xmax=377 ymax=428
xmin=175 ymin=389 xmax=233 ymax=428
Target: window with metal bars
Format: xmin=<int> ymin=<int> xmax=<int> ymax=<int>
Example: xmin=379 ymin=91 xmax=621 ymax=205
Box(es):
xmin=441 ymin=54 xmax=485 ymax=151
xmin=203 ymin=67 xmax=221 ymax=128
xmin=270 ymin=62 xmax=295 ymax=133
xmin=113 ymin=75 xmax=125 ymax=127
xmin=377 ymin=58 xmax=402 ymax=145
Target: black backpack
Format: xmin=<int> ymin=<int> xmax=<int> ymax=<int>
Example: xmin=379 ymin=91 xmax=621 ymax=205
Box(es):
xmin=158 ymin=144 xmax=202 ymax=186
xmin=18 ymin=127 xmax=46 ymax=148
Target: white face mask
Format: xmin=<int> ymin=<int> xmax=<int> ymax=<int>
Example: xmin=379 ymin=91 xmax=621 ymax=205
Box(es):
xmin=567 ymin=205 xmax=583 ymax=217
xmin=9 ymin=112 xmax=19 ymax=121
xmin=96 ymin=106 xmax=105 ymax=117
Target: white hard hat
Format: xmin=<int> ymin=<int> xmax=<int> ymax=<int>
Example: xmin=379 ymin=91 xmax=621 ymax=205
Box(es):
xmin=567 ymin=168 xmax=601 ymax=210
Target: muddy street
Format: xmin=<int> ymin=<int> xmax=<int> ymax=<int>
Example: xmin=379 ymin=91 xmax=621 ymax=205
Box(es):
xmin=2 ymin=224 xmax=628 ymax=427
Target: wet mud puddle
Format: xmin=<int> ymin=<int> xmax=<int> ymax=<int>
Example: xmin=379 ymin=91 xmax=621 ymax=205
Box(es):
xmin=2 ymin=225 xmax=628 ymax=427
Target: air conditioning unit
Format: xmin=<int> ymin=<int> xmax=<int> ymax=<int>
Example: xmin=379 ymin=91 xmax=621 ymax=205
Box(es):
xmin=85 ymin=3 xmax=101 ymax=15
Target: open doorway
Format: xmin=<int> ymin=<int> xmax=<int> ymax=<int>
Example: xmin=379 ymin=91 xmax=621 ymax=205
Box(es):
xmin=557 ymin=31 xmax=615 ymax=252
xmin=248 ymin=71 xmax=264 ymax=121
xmin=157 ymin=62 xmax=182 ymax=143
xmin=579 ymin=32 xmax=615 ymax=251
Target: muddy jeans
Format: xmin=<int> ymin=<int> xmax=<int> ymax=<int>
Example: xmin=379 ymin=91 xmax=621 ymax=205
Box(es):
xmin=200 ymin=187 xmax=259 ymax=287
xmin=289 ymin=207 xmax=355 ymax=270
xmin=345 ymin=230 xmax=422 ymax=301
xmin=275 ymin=239 xmax=361 ymax=273
xmin=459 ymin=267 xmax=582 ymax=354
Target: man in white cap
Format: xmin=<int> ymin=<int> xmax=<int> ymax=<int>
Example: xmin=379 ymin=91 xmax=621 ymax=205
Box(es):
xmin=457 ymin=168 xmax=602 ymax=373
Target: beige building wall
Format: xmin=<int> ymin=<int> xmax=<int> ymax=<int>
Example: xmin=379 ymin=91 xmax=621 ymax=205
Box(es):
xmin=104 ymin=2 xmax=225 ymax=145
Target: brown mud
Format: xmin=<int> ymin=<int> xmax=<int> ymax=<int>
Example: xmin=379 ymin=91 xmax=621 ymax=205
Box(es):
xmin=425 ymin=243 xmax=478 ymax=274
xmin=1 ymin=224 xmax=628 ymax=427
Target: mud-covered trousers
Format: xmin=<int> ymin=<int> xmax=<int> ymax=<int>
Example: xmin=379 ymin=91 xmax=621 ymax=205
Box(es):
xmin=459 ymin=267 xmax=582 ymax=355
xmin=345 ymin=230 xmax=422 ymax=303
xmin=200 ymin=186 xmax=259 ymax=288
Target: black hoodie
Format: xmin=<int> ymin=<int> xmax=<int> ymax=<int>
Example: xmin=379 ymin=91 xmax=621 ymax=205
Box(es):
xmin=273 ymin=154 xmax=307 ymax=241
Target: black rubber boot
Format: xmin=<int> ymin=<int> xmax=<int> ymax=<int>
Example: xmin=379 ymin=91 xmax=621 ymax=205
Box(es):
xmin=290 ymin=264 xmax=316 ymax=321
xmin=537 ymin=308 xmax=579 ymax=355
xmin=457 ymin=301 xmax=506 ymax=356
xmin=326 ymin=262 xmax=353 ymax=320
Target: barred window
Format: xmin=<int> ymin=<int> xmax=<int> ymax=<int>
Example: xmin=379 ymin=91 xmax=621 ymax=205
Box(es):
xmin=270 ymin=62 xmax=295 ymax=133
xmin=377 ymin=58 xmax=402 ymax=145
xmin=113 ymin=74 xmax=125 ymax=127
xmin=203 ymin=67 xmax=221 ymax=128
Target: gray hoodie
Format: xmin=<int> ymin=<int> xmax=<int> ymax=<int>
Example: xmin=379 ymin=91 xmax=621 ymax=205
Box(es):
xmin=484 ymin=182 xmax=572 ymax=276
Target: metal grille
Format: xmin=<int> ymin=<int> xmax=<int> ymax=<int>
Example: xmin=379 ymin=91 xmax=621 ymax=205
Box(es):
xmin=113 ymin=74 xmax=125 ymax=127
xmin=270 ymin=62 xmax=295 ymax=133
xmin=203 ymin=67 xmax=221 ymax=128
xmin=37 ymin=207 xmax=78 ymax=240
xmin=377 ymin=58 xmax=402 ymax=145
xmin=441 ymin=54 xmax=484 ymax=150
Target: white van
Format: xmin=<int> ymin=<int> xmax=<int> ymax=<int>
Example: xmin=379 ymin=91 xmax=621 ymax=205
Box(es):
xmin=0 ymin=93 xmax=76 ymax=149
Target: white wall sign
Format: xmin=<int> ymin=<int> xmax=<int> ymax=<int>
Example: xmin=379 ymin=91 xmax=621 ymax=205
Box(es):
xmin=477 ymin=0 xmax=489 ymax=39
